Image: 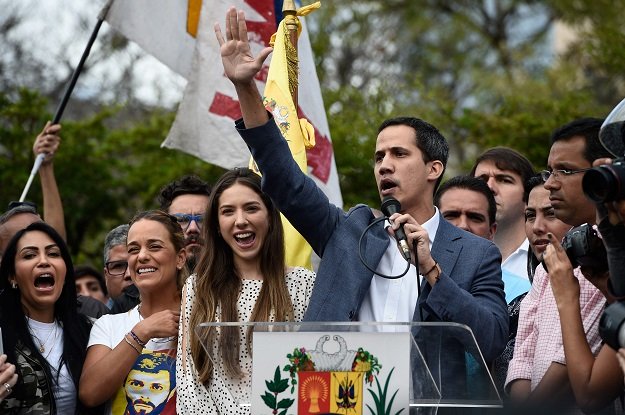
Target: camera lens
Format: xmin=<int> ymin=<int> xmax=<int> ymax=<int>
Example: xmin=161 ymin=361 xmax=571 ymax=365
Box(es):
xmin=600 ymin=302 xmax=625 ymax=350
xmin=582 ymin=164 xmax=625 ymax=203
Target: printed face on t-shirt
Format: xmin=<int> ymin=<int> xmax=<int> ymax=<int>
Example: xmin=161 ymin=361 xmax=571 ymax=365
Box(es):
xmin=124 ymin=354 xmax=173 ymax=415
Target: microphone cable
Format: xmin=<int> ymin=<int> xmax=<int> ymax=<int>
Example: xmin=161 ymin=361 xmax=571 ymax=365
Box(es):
xmin=357 ymin=213 xmax=425 ymax=321
xmin=357 ymin=215 xmax=417 ymax=280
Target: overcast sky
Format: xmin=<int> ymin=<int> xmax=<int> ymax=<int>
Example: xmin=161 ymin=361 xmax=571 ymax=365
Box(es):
xmin=5 ymin=0 xmax=185 ymax=107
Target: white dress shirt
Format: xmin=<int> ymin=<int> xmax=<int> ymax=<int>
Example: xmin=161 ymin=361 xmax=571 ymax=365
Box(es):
xmin=359 ymin=208 xmax=440 ymax=331
xmin=502 ymin=238 xmax=530 ymax=280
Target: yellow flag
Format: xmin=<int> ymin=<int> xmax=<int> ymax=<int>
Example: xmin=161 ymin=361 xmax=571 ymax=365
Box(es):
xmin=251 ymin=4 xmax=320 ymax=270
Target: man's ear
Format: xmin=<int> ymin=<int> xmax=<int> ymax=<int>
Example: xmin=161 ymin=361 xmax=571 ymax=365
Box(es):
xmin=428 ymin=160 xmax=444 ymax=182
xmin=489 ymin=222 xmax=498 ymax=241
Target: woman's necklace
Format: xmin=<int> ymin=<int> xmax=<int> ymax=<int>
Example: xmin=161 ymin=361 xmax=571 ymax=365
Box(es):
xmin=137 ymin=303 xmax=176 ymax=344
xmin=29 ymin=321 xmax=57 ymax=354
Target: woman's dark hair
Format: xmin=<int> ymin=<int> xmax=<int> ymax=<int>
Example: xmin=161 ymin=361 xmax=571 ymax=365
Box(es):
xmin=191 ymin=167 xmax=291 ymax=382
xmin=0 ymin=221 xmax=91 ymax=404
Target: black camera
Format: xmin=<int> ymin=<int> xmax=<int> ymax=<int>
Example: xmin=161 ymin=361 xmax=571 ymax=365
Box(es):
xmin=582 ymin=107 xmax=625 ymax=203
xmin=600 ymin=302 xmax=625 ymax=350
xmin=560 ymin=223 xmax=608 ymax=273
xmin=582 ymin=156 xmax=625 ymax=203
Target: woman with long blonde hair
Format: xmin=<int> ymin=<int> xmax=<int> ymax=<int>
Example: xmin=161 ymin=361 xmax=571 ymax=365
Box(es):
xmin=177 ymin=168 xmax=315 ymax=414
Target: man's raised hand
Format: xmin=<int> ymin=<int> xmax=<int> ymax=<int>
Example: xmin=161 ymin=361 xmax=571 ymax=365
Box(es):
xmin=214 ymin=7 xmax=273 ymax=86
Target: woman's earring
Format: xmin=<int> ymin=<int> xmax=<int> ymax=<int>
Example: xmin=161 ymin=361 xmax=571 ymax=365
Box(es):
xmin=10 ymin=281 xmax=17 ymax=289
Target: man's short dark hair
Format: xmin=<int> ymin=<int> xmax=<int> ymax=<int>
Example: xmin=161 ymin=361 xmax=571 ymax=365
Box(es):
xmin=74 ymin=264 xmax=108 ymax=296
xmin=523 ymin=174 xmax=545 ymax=204
xmin=435 ymin=175 xmax=497 ymax=226
xmin=551 ymin=117 xmax=612 ymax=163
xmin=470 ymin=147 xmax=535 ymax=185
xmin=157 ymin=175 xmax=212 ymax=211
xmin=377 ymin=117 xmax=450 ymax=190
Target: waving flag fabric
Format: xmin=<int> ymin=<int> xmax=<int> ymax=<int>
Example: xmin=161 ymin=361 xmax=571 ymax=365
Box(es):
xmin=104 ymin=0 xmax=343 ymax=268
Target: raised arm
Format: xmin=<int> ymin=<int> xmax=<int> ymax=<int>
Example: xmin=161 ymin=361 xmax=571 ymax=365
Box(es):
xmin=33 ymin=122 xmax=66 ymax=241
xmin=543 ymin=233 xmax=623 ymax=412
xmin=214 ymin=7 xmax=272 ymax=128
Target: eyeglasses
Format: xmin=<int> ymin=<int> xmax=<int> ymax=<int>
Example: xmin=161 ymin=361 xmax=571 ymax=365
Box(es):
xmin=172 ymin=213 xmax=203 ymax=231
xmin=105 ymin=260 xmax=128 ymax=276
xmin=539 ymin=168 xmax=591 ymax=182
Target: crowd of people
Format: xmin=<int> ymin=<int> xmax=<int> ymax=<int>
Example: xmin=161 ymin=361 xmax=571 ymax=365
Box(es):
xmin=2 ymin=6 xmax=625 ymax=415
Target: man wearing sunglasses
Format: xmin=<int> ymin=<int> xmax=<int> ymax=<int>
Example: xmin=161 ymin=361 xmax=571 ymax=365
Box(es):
xmin=158 ymin=175 xmax=211 ymax=272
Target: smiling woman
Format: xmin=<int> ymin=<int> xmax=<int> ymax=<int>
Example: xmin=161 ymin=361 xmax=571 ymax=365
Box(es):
xmin=176 ymin=168 xmax=316 ymax=414
xmin=0 ymin=221 xmax=93 ymax=414
xmin=79 ymin=211 xmax=188 ymax=415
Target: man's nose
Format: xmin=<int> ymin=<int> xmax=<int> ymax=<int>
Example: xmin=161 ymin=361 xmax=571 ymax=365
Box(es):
xmin=485 ymin=176 xmax=498 ymax=193
xmin=457 ymin=216 xmax=470 ymax=231
xmin=186 ymin=219 xmax=201 ymax=234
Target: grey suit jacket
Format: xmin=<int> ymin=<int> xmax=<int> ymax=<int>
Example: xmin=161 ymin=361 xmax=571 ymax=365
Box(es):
xmin=237 ymin=118 xmax=508 ymax=363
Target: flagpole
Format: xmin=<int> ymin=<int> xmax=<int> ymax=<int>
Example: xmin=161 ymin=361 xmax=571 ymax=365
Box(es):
xmin=282 ymin=0 xmax=298 ymax=106
xmin=18 ymin=0 xmax=114 ymax=202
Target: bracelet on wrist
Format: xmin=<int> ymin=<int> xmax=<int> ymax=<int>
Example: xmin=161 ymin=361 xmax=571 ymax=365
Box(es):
xmin=124 ymin=334 xmax=141 ymax=354
xmin=129 ymin=330 xmax=147 ymax=347
xmin=424 ymin=261 xmax=441 ymax=282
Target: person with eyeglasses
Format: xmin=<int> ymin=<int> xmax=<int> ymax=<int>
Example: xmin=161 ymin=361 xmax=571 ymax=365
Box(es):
xmin=506 ymin=118 xmax=614 ymax=411
xmin=158 ymin=175 xmax=211 ymax=272
xmin=102 ymin=224 xmax=138 ymax=313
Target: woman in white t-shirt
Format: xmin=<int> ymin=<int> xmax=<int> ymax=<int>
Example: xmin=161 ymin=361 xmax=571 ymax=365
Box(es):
xmin=80 ymin=210 xmax=188 ymax=415
xmin=0 ymin=221 xmax=93 ymax=415
xmin=177 ymin=168 xmax=316 ymax=414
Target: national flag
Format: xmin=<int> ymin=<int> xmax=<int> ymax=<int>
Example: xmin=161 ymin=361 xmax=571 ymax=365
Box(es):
xmin=253 ymin=2 xmax=320 ymax=269
xmin=103 ymin=0 xmax=344 ymax=267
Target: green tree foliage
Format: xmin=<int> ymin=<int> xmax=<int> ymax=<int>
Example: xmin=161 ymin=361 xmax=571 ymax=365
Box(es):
xmin=0 ymin=89 xmax=224 ymax=265
xmin=307 ymin=0 xmax=624 ymax=198
xmin=2 ymin=0 xmax=625 ymax=263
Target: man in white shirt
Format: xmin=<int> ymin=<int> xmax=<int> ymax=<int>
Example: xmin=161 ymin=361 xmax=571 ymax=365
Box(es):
xmin=215 ymin=7 xmax=508 ymax=399
xmin=471 ymin=147 xmax=535 ymax=288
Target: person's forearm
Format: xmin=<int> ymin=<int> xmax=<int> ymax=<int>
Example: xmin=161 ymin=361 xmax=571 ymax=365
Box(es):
xmin=528 ymin=362 xmax=572 ymax=403
xmin=39 ymin=163 xmax=66 ymax=241
xmin=79 ymin=342 xmax=142 ymax=406
xmin=235 ymin=81 xmax=269 ymax=129
xmin=509 ymin=379 xmax=531 ymax=400
xmin=557 ymin=302 xmax=599 ymax=405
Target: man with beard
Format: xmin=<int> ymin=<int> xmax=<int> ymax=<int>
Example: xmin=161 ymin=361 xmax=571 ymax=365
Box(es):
xmin=157 ymin=175 xmax=211 ymax=272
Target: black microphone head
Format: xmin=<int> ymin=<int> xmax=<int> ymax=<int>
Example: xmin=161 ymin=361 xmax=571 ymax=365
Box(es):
xmin=381 ymin=196 xmax=401 ymax=217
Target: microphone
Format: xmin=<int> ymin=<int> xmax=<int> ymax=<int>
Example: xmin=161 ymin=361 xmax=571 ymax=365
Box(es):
xmin=380 ymin=196 xmax=411 ymax=261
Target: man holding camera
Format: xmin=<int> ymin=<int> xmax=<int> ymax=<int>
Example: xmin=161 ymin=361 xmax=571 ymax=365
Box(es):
xmin=505 ymin=118 xmax=613 ymax=411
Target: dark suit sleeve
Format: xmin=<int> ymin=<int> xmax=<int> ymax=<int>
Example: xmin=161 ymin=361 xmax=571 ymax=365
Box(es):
xmin=237 ymin=118 xmax=343 ymax=256
xmin=77 ymin=295 xmax=109 ymax=319
xmin=423 ymin=242 xmax=508 ymax=362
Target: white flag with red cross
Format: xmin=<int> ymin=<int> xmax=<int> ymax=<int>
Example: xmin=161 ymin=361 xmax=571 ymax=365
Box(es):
xmin=105 ymin=0 xmax=343 ymax=208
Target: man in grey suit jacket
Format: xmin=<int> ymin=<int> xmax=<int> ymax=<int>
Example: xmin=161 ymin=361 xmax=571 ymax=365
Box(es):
xmin=215 ymin=7 xmax=508 ymax=399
